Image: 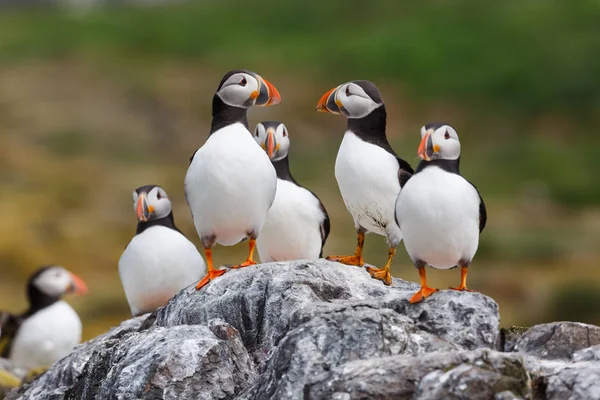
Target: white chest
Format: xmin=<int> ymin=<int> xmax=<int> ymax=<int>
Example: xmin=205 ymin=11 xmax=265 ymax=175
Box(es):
xmin=10 ymin=301 xmax=82 ymax=369
xmin=396 ymin=167 xmax=481 ymax=268
xmin=119 ymin=226 xmax=205 ymax=316
xmin=185 ymin=123 xmax=277 ymax=245
xmin=334 ymin=131 xmax=402 ymax=236
xmin=257 ymin=179 xmax=325 ymax=262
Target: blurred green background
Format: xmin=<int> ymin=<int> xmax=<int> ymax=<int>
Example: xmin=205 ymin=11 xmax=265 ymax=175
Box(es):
xmin=1 ymin=0 xmax=599 ymax=341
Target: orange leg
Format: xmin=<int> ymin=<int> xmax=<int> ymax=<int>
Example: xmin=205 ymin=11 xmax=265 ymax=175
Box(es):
xmin=195 ymin=248 xmax=226 ymax=290
xmin=450 ymin=266 xmax=475 ymax=292
xmin=231 ymin=238 xmax=258 ymax=269
xmin=326 ymin=231 xmax=365 ymax=266
xmin=366 ymin=247 xmax=395 ymax=285
xmin=409 ymin=266 xmax=439 ymax=304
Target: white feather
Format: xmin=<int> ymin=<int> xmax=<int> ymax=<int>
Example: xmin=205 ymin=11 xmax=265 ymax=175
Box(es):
xmin=257 ymin=179 xmax=325 ymax=262
xmin=10 ymin=301 xmax=81 ymax=369
xmin=185 ymin=122 xmax=277 ymax=246
xmin=335 ymin=131 xmax=402 ymax=246
xmin=396 ymin=166 xmax=480 ymax=269
xmin=119 ymin=226 xmax=206 ymax=316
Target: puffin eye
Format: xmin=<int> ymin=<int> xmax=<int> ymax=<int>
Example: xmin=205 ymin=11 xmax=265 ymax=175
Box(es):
xmin=444 ymin=131 xmax=450 ymax=139
xmin=282 ymin=129 xmax=287 ymax=137
xmin=156 ymin=191 xmax=162 ymax=200
xmin=345 ymin=86 xmax=351 ymax=96
xmin=240 ymin=77 xmax=247 ymax=87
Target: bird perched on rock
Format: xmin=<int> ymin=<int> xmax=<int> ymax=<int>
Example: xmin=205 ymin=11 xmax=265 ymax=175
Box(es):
xmin=119 ymin=185 xmax=206 ymax=316
xmin=185 ymin=70 xmax=281 ymax=290
xmin=0 ymin=266 xmax=87 ymax=369
xmin=395 ymin=123 xmax=487 ymax=303
xmin=316 ymin=80 xmax=414 ymax=285
xmin=253 ymin=121 xmax=330 ymax=262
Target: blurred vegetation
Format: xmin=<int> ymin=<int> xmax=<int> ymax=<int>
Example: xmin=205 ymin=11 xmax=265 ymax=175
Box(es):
xmin=0 ymin=0 xmax=599 ymax=340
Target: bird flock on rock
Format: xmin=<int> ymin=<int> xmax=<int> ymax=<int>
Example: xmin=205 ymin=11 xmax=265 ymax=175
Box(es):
xmin=0 ymin=69 xmax=486 ymax=372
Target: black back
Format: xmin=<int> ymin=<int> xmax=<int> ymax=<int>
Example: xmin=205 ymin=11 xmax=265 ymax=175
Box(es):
xmin=346 ymin=103 xmax=415 ymax=185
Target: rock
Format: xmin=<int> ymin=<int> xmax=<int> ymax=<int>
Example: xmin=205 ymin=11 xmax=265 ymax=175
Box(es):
xmin=0 ymin=359 xmax=25 ymax=400
xmin=7 ymin=260 xmax=600 ymax=400
xmin=573 ymin=344 xmax=600 ymax=362
xmin=241 ymin=303 xmax=458 ymax=399
xmin=155 ymin=261 xmax=500 ymax=361
xmin=514 ymin=321 xmax=600 ymax=360
xmin=497 ymin=326 xmax=529 ymax=352
xmin=304 ymin=349 xmax=531 ymax=399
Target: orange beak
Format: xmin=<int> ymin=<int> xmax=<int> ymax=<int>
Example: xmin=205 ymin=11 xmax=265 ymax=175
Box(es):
xmin=255 ymin=77 xmax=281 ymax=106
xmin=266 ymin=129 xmax=276 ymax=158
xmin=316 ymin=87 xmax=338 ymax=113
xmin=68 ymin=273 xmax=88 ymax=295
xmin=136 ymin=194 xmax=149 ymax=222
xmin=418 ymin=131 xmax=434 ymax=160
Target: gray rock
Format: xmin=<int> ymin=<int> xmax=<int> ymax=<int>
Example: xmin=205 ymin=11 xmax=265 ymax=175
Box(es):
xmin=573 ymin=344 xmax=600 ymax=362
xmin=10 ymin=260 xmax=600 ymax=400
xmin=305 ymin=349 xmax=531 ymax=400
xmin=544 ymin=361 xmax=600 ymax=400
xmin=514 ymin=321 xmax=600 ymax=360
xmin=242 ymin=302 xmax=458 ymax=399
xmin=155 ymin=261 xmax=500 ymax=360
xmin=12 ymin=320 xmax=255 ymax=400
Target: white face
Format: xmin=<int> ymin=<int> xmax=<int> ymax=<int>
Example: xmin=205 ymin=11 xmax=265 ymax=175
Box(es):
xmin=132 ymin=186 xmax=172 ymax=222
xmin=216 ymin=72 xmax=261 ymax=108
xmin=335 ymin=82 xmax=381 ymax=118
xmin=419 ymin=124 xmax=461 ymax=161
xmin=33 ymin=266 xmax=73 ymax=297
xmin=254 ymin=122 xmax=290 ymax=161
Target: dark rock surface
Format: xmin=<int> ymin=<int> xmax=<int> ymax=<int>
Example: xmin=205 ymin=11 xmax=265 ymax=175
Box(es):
xmin=4 ymin=260 xmax=600 ymax=399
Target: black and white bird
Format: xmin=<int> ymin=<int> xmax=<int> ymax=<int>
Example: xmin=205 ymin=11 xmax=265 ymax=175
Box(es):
xmin=316 ymin=80 xmax=414 ymax=285
xmin=0 ymin=266 xmax=87 ymax=369
xmin=395 ymin=123 xmax=487 ymax=303
xmin=185 ymin=70 xmax=281 ymax=290
xmin=118 ymin=185 xmax=206 ymax=316
xmin=253 ymin=121 xmax=330 ymax=261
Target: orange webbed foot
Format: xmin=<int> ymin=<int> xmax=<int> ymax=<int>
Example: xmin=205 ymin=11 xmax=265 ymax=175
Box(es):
xmin=326 ymin=255 xmax=364 ymax=266
xmin=366 ymin=266 xmax=392 ymax=285
xmin=449 ymin=285 xmax=475 ymax=292
xmin=195 ymin=269 xmax=227 ymax=290
xmin=231 ymin=260 xmax=257 ymax=269
xmin=409 ymin=286 xmax=439 ymax=304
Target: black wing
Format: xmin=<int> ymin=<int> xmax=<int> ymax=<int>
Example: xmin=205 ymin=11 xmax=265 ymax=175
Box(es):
xmin=0 ymin=312 xmax=21 ymax=358
xmin=470 ymin=182 xmax=487 ymax=233
xmin=318 ymin=199 xmax=331 ymax=257
xmin=397 ymin=157 xmax=414 ymax=188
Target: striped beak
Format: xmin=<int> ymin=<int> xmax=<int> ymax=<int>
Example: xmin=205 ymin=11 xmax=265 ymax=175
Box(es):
xmin=316 ymin=86 xmax=341 ymax=114
xmin=255 ymin=77 xmax=281 ymax=106
xmin=136 ymin=193 xmax=153 ymax=222
xmin=418 ymin=130 xmax=437 ymax=161
xmin=67 ymin=273 xmax=88 ymax=295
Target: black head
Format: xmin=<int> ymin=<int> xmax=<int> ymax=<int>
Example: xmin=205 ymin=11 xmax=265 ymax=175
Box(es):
xmin=26 ymin=265 xmax=87 ymax=312
xmin=132 ymin=185 xmax=172 ymax=223
xmin=215 ymin=69 xmax=281 ymax=109
xmin=316 ymin=80 xmax=384 ymax=118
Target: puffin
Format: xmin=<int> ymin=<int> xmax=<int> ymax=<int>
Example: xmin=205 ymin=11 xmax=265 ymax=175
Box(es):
xmin=185 ymin=70 xmax=281 ymax=290
xmin=0 ymin=266 xmax=87 ymax=369
xmin=252 ymin=121 xmax=330 ymax=261
xmin=118 ymin=185 xmax=206 ymax=316
xmin=395 ymin=123 xmax=487 ymax=303
xmin=316 ymin=80 xmax=414 ymax=285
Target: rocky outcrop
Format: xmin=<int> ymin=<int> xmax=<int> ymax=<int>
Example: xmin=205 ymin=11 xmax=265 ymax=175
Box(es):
xmin=4 ymin=260 xmax=600 ymax=399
